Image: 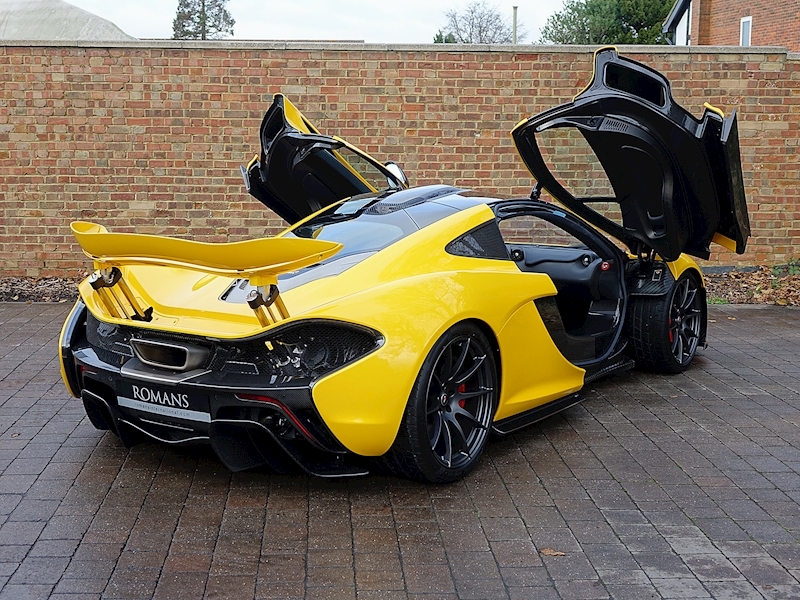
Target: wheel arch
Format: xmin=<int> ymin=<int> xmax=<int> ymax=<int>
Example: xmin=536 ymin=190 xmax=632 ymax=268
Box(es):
xmin=677 ymin=265 xmax=703 ymax=284
xmin=666 ymin=255 xmax=705 ymax=287
xmin=385 ymin=318 xmax=500 ymax=482
xmin=464 ymin=317 xmax=502 ymax=403
xmin=627 ymin=265 xmax=707 ymax=373
xmin=673 ymin=266 xmax=707 ymax=346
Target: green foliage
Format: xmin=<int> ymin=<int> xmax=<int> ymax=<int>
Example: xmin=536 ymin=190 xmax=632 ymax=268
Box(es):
xmin=539 ymin=0 xmax=672 ymax=44
xmin=772 ymin=259 xmax=800 ymax=277
xmin=434 ymin=30 xmax=457 ymax=43
xmin=173 ymin=0 xmax=235 ymax=40
xmin=707 ymin=296 xmax=730 ymax=305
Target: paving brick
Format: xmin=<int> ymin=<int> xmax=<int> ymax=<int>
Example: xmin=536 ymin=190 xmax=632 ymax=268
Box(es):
xmin=7 ymin=556 xmax=69 ymax=585
xmin=3 ymin=303 xmax=800 ymax=597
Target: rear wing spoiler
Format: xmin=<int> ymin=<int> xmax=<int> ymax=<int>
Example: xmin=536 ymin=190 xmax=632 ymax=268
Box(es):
xmin=71 ymin=221 xmax=342 ymax=326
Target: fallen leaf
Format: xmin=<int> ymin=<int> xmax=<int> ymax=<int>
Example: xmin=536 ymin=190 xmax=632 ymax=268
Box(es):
xmin=776 ymin=299 xmax=788 ymax=306
xmin=539 ymin=548 xmax=566 ymax=557
xmin=727 ymin=317 xmax=737 ymax=320
xmin=11 ymin=433 xmax=20 ymax=438
xmin=708 ymin=319 xmax=717 ymax=323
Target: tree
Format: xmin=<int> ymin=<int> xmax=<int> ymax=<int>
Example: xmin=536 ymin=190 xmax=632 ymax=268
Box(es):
xmin=173 ymin=0 xmax=235 ymax=40
xmin=539 ymin=0 xmax=671 ymax=45
xmin=437 ymin=1 xmax=526 ymax=44
xmin=434 ymin=30 xmax=457 ymax=43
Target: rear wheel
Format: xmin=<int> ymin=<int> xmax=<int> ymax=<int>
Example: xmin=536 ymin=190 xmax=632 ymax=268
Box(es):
xmin=387 ymin=323 xmax=497 ymax=483
xmin=628 ymin=271 xmax=704 ymax=374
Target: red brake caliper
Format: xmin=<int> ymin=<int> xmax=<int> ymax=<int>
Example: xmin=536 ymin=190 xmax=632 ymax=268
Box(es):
xmin=669 ymin=317 xmax=674 ymax=343
xmin=458 ymin=383 xmax=466 ymax=408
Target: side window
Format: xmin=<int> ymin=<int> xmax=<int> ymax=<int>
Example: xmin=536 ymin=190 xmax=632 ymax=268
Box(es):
xmin=334 ymin=146 xmax=391 ymax=192
xmin=446 ymin=221 xmax=510 ymax=260
xmin=498 ymin=215 xmax=586 ymax=248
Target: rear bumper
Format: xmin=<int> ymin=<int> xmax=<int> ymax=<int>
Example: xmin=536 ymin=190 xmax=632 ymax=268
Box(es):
xmin=71 ymin=345 xmax=369 ymax=477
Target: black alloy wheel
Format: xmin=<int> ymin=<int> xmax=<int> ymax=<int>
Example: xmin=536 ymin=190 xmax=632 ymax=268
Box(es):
xmin=668 ymin=274 xmax=703 ymax=368
xmin=628 ymin=271 xmax=705 ymax=374
xmin=387 ymin=323 xmax=498 ymax=483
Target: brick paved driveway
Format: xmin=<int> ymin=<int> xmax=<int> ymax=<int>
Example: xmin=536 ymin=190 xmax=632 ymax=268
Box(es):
xmin=1 ymin=302 xmax=799 ymax=600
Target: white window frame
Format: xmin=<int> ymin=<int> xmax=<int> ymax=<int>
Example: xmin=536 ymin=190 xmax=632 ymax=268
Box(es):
xmin=676 ymin=2 xmax=692 ymax=45
xmin=740 ymin=16 xmax=752 ymax=46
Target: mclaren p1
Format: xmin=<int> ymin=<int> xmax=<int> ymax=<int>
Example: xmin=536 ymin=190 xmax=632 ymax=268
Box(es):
xmin=59 ymin=48 xmax=750 ymax=482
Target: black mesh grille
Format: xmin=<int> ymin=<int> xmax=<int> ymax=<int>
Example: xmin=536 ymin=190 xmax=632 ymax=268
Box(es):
xmin=207 ymin=321 xmax=380 ymax=384
xmin=85 ymin=313 xmax=133 ymax=366
xmin=86 ymin=313 xmax=216 ymax=369
xmin=85 ymin=312 xmax=379 ymax=383
xmin=446 ymin=221 xmax=510 ymax=260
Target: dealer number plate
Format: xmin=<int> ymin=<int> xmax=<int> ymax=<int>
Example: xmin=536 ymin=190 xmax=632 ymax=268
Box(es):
xmin=117 ymin=381 xmax=210 ymax=423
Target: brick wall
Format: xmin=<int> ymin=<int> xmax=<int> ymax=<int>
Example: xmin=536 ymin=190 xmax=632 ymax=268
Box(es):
xmin=691 ymin=0 xmax=800 ymax=51
xmin=691 ymin=0 xmax=713 ymax=48
xmin=0 ymin=42 xmax=798 ymax=276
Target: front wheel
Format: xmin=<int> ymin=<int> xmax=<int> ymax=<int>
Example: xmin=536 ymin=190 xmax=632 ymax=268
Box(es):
xmin=387 ymin=323 xmax=498 ymax=483
xmin=628 ymin=271 xmax=705 ymax=374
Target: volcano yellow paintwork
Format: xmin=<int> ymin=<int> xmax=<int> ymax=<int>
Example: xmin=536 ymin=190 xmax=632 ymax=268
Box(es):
xmin=71 ymin=221 xmax=342 ymax=284
xmin=58 ymin=54 xmax=743 ymax=479
xmin=63 ymin=197 xmax=710 ymax=457
xmin=64 ymin=204 xmax=592 ymax=455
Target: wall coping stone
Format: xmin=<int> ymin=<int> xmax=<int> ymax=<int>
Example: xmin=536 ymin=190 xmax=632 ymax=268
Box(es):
xmin=1 ymin=41 xmax=797 ymax=272
xmin=0 ymin=39 xmax=794 ymax=57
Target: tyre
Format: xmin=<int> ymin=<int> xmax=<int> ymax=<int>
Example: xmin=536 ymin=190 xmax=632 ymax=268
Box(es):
xmin=628 ymin=271 xmax=705 ymax=374
xmin=387 ymin=323 xmax=498 ymax=483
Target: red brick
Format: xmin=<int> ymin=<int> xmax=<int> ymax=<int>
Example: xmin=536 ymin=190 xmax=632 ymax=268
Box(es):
xmin=0 ymin=44 xmax=797 ymax=276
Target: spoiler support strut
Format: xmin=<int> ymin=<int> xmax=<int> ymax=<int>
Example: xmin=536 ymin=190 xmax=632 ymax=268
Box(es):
xmin=246 ymin=284 xmax=289 ymax=327
xmin=89 ymin=267 xmax=153 ymax=322
xmin=70 ymin=221 xmax=342 ymax=329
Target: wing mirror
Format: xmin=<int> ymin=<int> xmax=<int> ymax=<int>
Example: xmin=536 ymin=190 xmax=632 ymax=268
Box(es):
xmin=384 ymin=161 xmax=409 ymax=189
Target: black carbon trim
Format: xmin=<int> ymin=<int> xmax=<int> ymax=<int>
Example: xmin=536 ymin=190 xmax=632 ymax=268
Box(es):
xmin=698 ymin=286 xmax=708 ymax=346
xmin=73 ymin=354 xmax=362 ymax=475
xmin=492 ymin=392 xmax=584 ymax=436
xmin=625 ymin=260 xmax=676 ymax=296
xmin=533 ymin=297 xmax=596 ymax=363
xmin=210 ymin=419 xmax=369 ymax=477
xmin=83 ymin=314 xmax=382 ymax=387
xmin=364 ymin=185 xmax=463 ymax=215
xmin=61 ymin=300 xmax=87 ymax=396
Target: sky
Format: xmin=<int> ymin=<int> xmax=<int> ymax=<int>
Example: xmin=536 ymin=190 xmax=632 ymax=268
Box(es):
xmin=64 ymin=0 xmax=566 ymax=43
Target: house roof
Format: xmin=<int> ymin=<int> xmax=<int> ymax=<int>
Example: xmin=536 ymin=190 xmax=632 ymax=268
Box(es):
xmin=0 ymin=0 xmax=136 ymax=41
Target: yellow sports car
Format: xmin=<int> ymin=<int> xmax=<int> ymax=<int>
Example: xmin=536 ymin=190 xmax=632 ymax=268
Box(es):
xmin=59 ymin=48 xmax=750 ymax=482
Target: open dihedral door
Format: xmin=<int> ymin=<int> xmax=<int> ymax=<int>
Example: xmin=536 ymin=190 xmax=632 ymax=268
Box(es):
xmin=70 ymin=221 xmax=342 ymax=328
xmin=242 ymin=94 xmax=406 ymax=225
xmin=512 ymin=47 xmax=750 ymax=262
